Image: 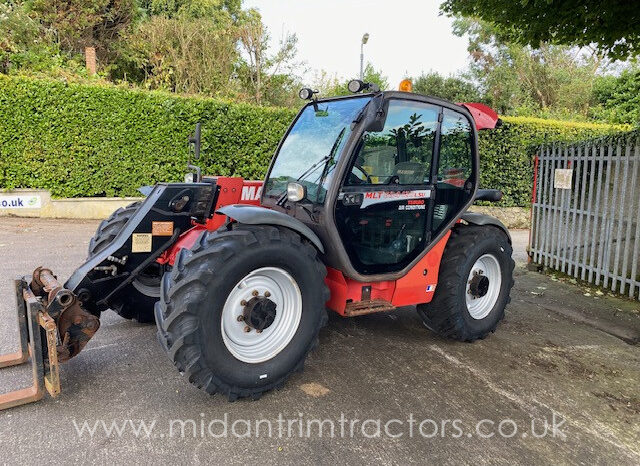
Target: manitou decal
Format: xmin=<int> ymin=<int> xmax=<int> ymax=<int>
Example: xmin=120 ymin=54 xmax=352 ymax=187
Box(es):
xmin=360 ymin=190 xmax=431 ymax=209
xmin=241 ymin=185 xmax=263 ymax=202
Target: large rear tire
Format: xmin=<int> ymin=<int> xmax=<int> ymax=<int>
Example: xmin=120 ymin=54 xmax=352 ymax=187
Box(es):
xmin=88 ymin=202 xmax=161 ymax=323
xmin=417 ymin=225 xmax=514 ymax=342
xmin=156 ymin=224 xmax=329 ymax=400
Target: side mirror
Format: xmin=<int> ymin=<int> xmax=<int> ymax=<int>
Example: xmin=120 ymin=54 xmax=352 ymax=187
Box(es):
xmin=364 ymin=96 xmax=387 ymax=132
xmin=189 ymin=123 xmax=201 ymax=160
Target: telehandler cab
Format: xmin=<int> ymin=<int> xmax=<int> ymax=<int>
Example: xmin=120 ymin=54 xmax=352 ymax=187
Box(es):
xmin=0 ymin=79 xmax=513 ymax=407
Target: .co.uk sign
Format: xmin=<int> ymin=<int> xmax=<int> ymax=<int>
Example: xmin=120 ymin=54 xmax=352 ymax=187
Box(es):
xmin=0 ymin=195 xmax=42 ymax=209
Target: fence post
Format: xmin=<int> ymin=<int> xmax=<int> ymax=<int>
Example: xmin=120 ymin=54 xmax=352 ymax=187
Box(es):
xmin=85 ymin=47 xmax=96 ymax=76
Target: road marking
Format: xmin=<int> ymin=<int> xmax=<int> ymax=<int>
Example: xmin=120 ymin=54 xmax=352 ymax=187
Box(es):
xmin=82 ymin=343 xmax=119 ymax=352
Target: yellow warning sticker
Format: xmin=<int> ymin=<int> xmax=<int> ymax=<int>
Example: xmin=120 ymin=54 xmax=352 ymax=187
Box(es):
xmin=131 ymin=233 xmax=153 ymax=253
xmin=152 ymin=221 xmax=174 ymax=236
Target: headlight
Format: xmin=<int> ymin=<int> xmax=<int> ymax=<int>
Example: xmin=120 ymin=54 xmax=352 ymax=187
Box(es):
xmin=286 ymin=182 xmax=306 ymax=202
xmin=299 ymin=88 xmax=313 ymax=100
xmin=348 ymin=79 xmax=365 ymax=93
xmin=184 ymin=173 xmax=195 ymax=183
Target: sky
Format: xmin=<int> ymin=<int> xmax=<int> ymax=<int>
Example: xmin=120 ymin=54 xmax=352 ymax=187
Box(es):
xmin=243 ymin=0 xmax=471 ymax=88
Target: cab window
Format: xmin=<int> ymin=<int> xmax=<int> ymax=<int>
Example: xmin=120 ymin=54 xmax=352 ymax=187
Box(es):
xmin=346 ymin=100 xmax=439 ymax=186
xmin=431 ymin=108 xmax=474 ymax=233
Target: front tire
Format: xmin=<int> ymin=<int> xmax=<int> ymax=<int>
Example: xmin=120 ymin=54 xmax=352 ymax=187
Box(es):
xmin=417 ymin=225 xmax=514 ymax=342
xmin=156 ymin=224 xmax=329 ymax=400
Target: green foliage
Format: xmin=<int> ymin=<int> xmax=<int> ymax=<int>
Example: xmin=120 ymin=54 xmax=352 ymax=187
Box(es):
xmin=477 ymin=116 xmax=629 ymax=206
xmin=120 ymin=15 xmax=240 ymax=96
xmin=31 ymin=0 xmax=137 ymax=58
xmin=139 ymin=0 xmax=242 ymax=20
xmin=0 ymin=1 xmax=302 ymax=108
xmin=412 ymin=71 xmax=481 ymax=102
xmin=320 ymin=63 xmax=389 ymax=97
xmin=441 ymin=0 xmax=640 ymax=61
xmin=590 ymin=67 xmax=640 ymax=125
xmin=235 ymin=8 xmax=302 ymax=106
xmin=453 ymin=18 xmax=604 ymax=119
xmin=0 ymin=76 xmax=628 ymax=206
xmin=0 ymin=2 xmax=61 ymax=74
xmin=0 ymin=75 xmax=296 ymax=197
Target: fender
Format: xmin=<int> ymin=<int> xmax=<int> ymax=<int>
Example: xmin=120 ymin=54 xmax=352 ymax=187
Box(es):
xmin=460 ymin=212 xmax=511 ymax=243
xmin=217 ymin=204 xmax=325 ymax=253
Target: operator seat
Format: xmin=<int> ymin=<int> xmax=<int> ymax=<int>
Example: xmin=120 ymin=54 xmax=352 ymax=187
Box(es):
xmin=392 ymin=162 xmax=425 ymax=184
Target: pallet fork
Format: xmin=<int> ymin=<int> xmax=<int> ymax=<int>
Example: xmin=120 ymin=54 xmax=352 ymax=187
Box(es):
xmin=0 ymin=278 xmax=61 ymax=410
xmin=0 ymin=267 xmax=101 ymax=410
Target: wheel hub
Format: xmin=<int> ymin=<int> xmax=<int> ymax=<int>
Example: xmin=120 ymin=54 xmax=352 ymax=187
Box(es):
xmin=468 ymin=273 xmax=490 ymax=298
xmin=221 ymin=267 xmax=302 ymax=364
xmin=465 ymin=254 xmax=502 ymax=320
xmin=242 ymin=296 xmax=277 ymax=331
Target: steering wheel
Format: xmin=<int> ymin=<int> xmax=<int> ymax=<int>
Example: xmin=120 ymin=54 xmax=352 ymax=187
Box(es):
xmin=350 ymin=163 xmax=373 ymax=184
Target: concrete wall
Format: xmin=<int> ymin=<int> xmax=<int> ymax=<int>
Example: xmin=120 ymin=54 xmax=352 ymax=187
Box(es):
xmin=0 ymin=189 xmax=142 ymax=220
xmin=468 ymin=205 xmax=530 ymax=229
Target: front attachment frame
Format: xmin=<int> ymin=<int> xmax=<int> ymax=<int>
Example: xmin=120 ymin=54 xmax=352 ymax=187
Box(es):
xmin=0 ymin=278 xmax=61 ymax=410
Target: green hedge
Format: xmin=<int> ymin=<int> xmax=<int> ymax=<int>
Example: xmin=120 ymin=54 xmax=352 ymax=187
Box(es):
xmin=478 ymin=116 xmax=628 ymax=206
xmin=0 ymin=76 xmax=628 ymax=206
xmin=0 ymin=75 xmax=296 ymax=198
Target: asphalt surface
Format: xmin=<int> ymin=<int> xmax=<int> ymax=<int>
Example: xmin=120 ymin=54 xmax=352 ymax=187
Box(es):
xmin=0 ymin=218 xmax=638 ymax=465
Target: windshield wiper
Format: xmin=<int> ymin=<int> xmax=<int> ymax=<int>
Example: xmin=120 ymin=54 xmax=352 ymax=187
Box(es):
xmin=316 ymin=127 xmax=346 ymax=196
xmin=276 ymin=127 xmax=347 ymax=207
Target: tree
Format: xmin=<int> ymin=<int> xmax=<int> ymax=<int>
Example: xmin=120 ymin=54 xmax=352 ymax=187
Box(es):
xmin=139 ymin=0 xmax=243 ymax=21
xmin=31 ymin=0 xmax=137 ymax=61
xmin=590 ymin=67 xmax=640 ymax=125
xmin=122 ymin=15 xmax=240 ymax=96
xmin=236 ymin=9 xmax=301 ymax=106
xmin=440 ymin=0 xmax=640 ymax=61
xmin=318 ymin=63 xmax=389 ymax=96
xmin=412 ymin=71 xmax=481 ymax=102
xmin=454 ymin=18 xmax=605 ymax=118
xmin=0 ymin=1 xmax=86 ymax=75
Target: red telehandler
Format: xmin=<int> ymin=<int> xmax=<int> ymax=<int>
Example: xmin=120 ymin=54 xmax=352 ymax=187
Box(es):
xmin=0 ymin=79 xmax=513 ymax=407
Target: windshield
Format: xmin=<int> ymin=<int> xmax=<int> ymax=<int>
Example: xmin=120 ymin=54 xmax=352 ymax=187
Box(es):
xmin=264 ymin=96 xmax=372 ymax=204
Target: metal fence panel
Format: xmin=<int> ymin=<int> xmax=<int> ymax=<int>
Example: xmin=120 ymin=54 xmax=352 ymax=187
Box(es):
xmin=530 ymin=133 xmax=640 ymax=301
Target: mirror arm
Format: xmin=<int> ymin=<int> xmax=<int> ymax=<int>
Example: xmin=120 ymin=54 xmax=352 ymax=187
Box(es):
xmin=187 ymin=123 xmax=203 ymax=182
xmin=187 ymin=163 xmax=202 ymax=183
xmin=188 ymin=123 xmax=201 ymax=160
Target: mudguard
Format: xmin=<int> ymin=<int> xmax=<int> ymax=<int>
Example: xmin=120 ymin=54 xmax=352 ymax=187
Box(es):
xmin=217 ymin=204 xmax=325 ymax=253
xmin=460 ymin=212 xmax=511 ymax=242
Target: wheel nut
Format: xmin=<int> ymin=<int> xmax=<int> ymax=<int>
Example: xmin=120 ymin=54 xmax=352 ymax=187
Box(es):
xmin=256 ymin=329 xmax=263 ymax=334
xmin=264 ymin=291 xmax=271 ymax=298
xmin=243 ymin=326 xmax=251 ymax=333
xmin=252 ymin=290 xmax=259 ymax=297
xmin=237 ymin=315 xmax=244 ymax=322
xmin=241 ymin=300 xmax=247 ymax=306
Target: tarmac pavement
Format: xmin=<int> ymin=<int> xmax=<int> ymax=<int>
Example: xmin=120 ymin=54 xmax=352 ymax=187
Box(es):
xmin=0 ymin=218 xmax=638 ymax=465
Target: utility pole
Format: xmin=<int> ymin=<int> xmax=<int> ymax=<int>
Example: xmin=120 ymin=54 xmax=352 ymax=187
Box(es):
xmin=360 ymin=33 xmax=369 ymax=81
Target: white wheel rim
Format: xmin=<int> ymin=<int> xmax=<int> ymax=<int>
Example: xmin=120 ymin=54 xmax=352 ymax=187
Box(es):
xmin=221 ymin=267 xmax=302 ymax=364
xmin=466 ymin=254 xmax=502 ymax=320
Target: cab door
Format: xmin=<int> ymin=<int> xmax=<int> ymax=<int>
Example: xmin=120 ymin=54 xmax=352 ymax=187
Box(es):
xmin=335 ymin=99 xmax=441 ymax=275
